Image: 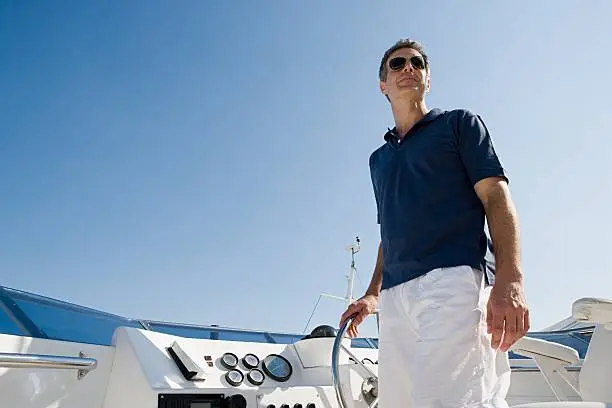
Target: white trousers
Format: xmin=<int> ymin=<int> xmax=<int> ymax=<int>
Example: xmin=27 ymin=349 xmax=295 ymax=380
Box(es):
xmin=377 ymin=265 xmax=511 ymax=408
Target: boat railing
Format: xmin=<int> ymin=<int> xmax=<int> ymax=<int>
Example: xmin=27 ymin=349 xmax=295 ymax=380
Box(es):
xmin=0 ymin=351 xmax=97 ymax=380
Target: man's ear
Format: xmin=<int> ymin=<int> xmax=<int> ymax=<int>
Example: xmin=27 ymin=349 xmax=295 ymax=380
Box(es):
xmin=379 ymin=80 xmax=387 ymax=96
xmin=425 ymin=70 xmax=431 ymax=93
xmin=380 ymin=80 xmax=392 ymax=102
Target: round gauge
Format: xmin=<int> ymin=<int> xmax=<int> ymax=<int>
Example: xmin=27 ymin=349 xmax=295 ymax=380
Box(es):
xmin=262 ymin=354 xmax=292 ymax=382
xmin=221 ymin=352 xmax=238 ymax=369
xmin=247 ymin=368 xmax=265 ymax=386
xmin=225 ymin=369 xmax=244 ymax=386
xmin=242 ymin=353 xmax=259 ymax=369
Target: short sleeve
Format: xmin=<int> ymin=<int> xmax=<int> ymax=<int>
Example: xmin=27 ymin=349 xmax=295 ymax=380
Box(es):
xmin=452 ymin=110 xmax=508 ymax=186
xmin=372 ymin=182 xmax=381 ymax=225
xmin=369 ymin=153 xmax=382 ymax=225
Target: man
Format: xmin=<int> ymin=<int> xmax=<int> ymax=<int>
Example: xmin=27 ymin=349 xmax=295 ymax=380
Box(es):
xmin=339 ymin=39 xmax=529 ymax=408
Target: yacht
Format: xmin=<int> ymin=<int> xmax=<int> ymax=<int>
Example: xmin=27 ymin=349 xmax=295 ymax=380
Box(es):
xmin=1 ymin=282 xmax=611 ymax=408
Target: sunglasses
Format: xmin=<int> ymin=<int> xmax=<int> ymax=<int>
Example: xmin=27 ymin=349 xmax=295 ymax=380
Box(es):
xmin=388 ymin=55 xmax=426 ymax=71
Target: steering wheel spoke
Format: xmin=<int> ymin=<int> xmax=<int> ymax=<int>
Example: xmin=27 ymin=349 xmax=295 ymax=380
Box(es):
xmin=340 ymin=344 xmax=378 ymax=378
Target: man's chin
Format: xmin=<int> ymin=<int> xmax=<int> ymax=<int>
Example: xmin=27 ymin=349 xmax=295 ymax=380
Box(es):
xmin=394 ymin=88 xmax=424 ymax=98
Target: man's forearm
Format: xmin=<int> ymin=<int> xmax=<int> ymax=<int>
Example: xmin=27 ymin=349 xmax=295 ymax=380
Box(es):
xmin=365 ymin=242 xmax=383 ymax=297
xmin=484 ymin=183 xmax=522 ymax=282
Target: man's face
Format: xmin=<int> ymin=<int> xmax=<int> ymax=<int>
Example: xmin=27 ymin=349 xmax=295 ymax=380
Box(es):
xmin=380 ymin=47 xmax=430 ymax=102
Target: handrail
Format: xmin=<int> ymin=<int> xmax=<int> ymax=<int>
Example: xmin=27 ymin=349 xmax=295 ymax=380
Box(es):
xmin=0 ymin=352 xmax=97 ymax=380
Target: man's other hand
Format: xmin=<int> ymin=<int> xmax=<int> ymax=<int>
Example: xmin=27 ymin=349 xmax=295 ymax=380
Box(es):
xmin=487 ymin=277 xmax=530 ymax=352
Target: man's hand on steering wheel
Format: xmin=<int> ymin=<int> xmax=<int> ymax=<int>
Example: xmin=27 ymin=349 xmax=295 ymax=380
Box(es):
xmin=339 ymin=294 xmax=379 ymax=338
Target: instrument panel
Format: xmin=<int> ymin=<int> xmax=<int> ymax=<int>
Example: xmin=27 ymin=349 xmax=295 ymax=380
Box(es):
xmin=219 ymin=351 xmax=293 ymax=387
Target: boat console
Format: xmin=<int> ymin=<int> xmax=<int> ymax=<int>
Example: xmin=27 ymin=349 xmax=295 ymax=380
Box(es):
xmin=102 ymin=324 xmax=378 ymax=408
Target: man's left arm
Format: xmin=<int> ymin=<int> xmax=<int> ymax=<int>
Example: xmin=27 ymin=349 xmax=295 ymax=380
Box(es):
xmin=474 ymin=177 xmax=529 ymax=352
xmin=454 ymin=109 xmax=529 ymax=352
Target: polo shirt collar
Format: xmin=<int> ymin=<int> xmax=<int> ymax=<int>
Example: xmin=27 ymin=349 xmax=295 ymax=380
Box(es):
xmin=384 ymin=108 xmax=444 ymax=142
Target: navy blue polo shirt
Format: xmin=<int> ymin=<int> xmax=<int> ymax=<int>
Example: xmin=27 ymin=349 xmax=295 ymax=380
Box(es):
xmin=369 ymin=108 xmax=507 ymax=291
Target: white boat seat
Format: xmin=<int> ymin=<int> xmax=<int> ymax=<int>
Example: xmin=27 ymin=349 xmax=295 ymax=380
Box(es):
xmin=572 ymin=298 xmax=612 ymax=326
xmin=511 ymin=297 xmax=612 ymax=408
xmin=510 ymin=336 xmax=579 ymax=365
xmin=509 ymin=336 xmax=581 ymax=401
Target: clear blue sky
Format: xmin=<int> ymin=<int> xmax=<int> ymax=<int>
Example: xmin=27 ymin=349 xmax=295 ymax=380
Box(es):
xmin=1 ymin=1 xmax=611 ymax=338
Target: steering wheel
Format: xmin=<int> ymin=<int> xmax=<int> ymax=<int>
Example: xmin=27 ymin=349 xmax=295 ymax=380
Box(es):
xmin=331 ymin=314 xmax=379 ymax=408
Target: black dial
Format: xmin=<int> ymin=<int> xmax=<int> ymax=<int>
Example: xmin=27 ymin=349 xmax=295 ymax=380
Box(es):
xmin=247 ymin=368 xmax=265 ymax=386
xmin=221 ymin=352 xmax=238 ymax=369
xmin=262 ymin=354 xmax=292 ymax=382
xmin=225 ymin=369 xmax=243 ymax=386
xmin=227 ymin=394 xmax=247 ymax=408
xmin=242 ymin=353 xmax=259 ymax=369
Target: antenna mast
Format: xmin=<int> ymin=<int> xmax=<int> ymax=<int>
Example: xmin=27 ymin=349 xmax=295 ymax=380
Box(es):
xmin=301 ymin=236 xmax=361 ymax=333
xmin=344 ymin=236 xmax=360 ymax=309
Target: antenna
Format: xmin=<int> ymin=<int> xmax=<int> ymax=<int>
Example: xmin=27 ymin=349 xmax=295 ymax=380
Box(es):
xmin=344 ymin=236 xmax=360 ymax=309
xmin=301 ymin=236 xmax=361 ymax=333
